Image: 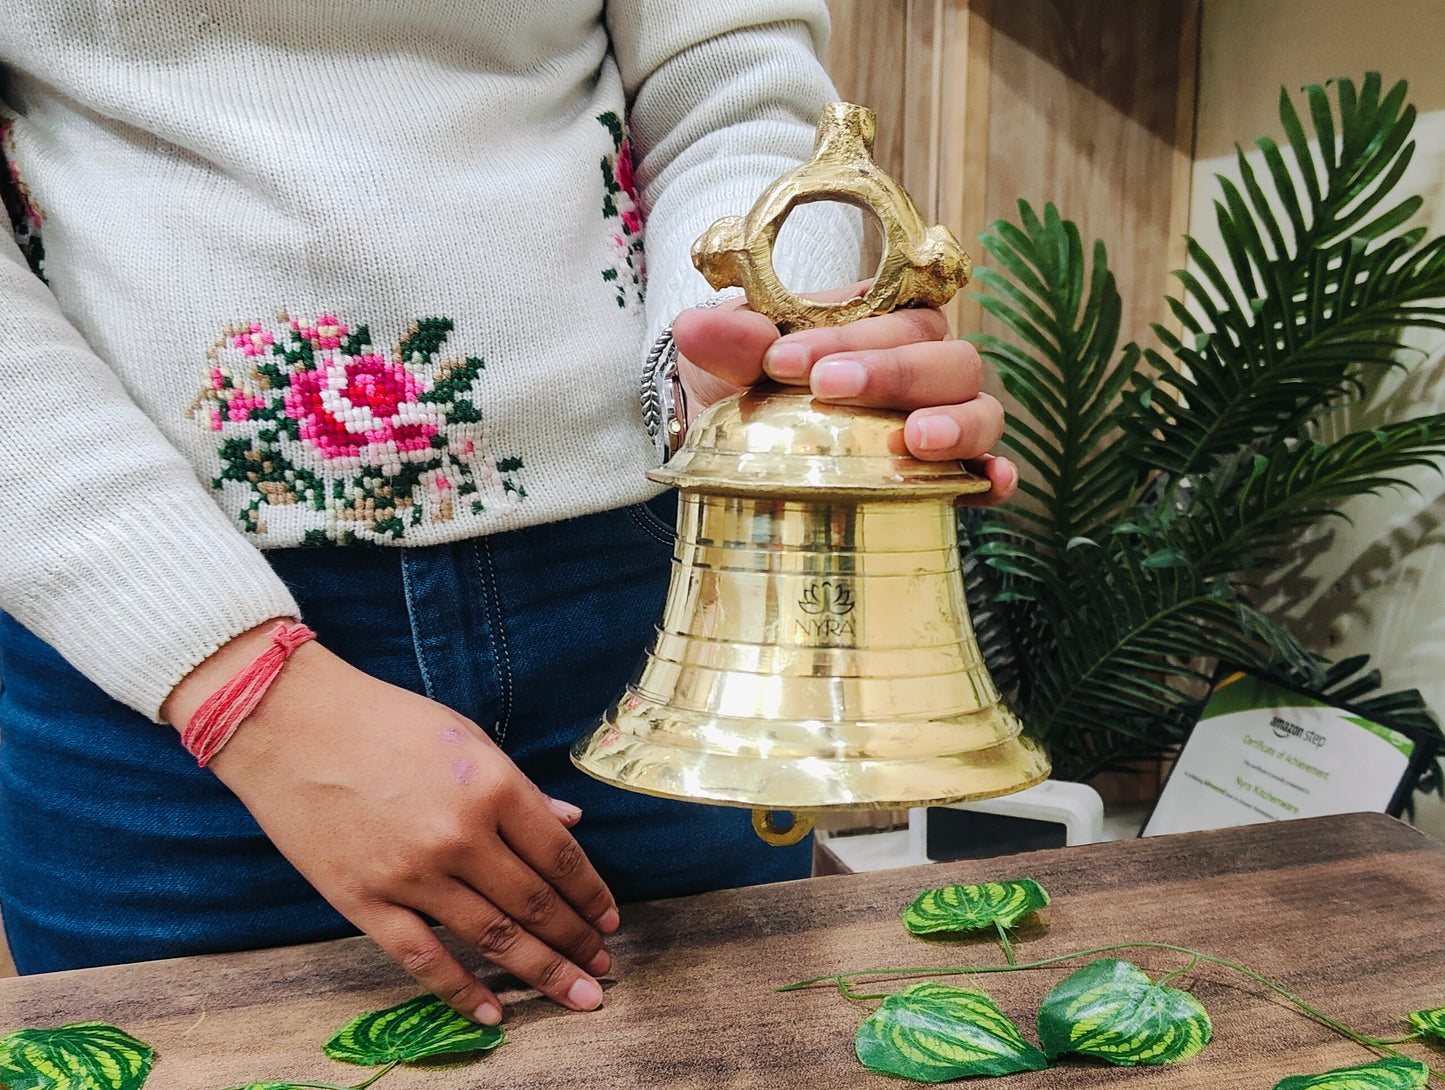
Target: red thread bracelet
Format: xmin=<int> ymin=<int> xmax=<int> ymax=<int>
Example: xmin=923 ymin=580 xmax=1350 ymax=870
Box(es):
xmin=181 ymin=621 xmax=317 ymax=767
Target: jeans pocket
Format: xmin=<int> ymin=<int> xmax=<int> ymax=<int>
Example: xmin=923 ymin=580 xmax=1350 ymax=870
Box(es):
xmin=627 ymin=491 xmax=678 ymax=546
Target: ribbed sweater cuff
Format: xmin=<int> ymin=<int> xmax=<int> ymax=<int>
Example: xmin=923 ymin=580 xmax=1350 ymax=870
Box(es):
xmin=6 ymin=502 xmax=299 ymax=722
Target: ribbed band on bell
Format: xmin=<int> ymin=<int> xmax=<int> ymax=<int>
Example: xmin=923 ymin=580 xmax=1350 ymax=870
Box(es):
xmin=180 ymin=622 xmax=317 ymax=767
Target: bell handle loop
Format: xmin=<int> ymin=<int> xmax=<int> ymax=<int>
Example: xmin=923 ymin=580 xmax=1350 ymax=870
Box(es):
xmin=751 ymin=808 xmax=814 ymax=847
xmin=691 ymin=102 xmax=972 ymax=334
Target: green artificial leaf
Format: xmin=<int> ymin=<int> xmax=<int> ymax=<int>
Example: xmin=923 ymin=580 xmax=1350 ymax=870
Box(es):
xmin=903 ymin=880 xmax=1050 ymax=935
xmin=1036 ymin=958 xmax=1211 ymax=1065
xmin=1407 ymin=1005 xmax=1445 ymax=1040
xmin=325 ymin=994 xmax=505 ymax=1066
xmin=0 ymin=1022 xmax=155 ymax=1090
xmin=1273 ymin=1056 xmax=1430 ymax=1089
xmin=1142 ymin=547 xmax=1190 ymax=569
xmin=855 ymin=982 xmax=1049 ymax=1081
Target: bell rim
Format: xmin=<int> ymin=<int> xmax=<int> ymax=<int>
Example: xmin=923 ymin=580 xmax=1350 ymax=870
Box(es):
xmin=569 ymin=727 xmax=1051 ymax=813
xmin=646 ymin=464 xmax=991 ymax=499
xmin=653 ymin=385 xmax=994 ymax=499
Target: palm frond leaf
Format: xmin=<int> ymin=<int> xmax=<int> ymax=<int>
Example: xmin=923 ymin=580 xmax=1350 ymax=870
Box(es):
xmin=1140 ymin=415 xmax=1445 ymax=579
xmin=967 ymin=74 xmax=1445 ymax=789
xmin=1124 ymin=74 xmax=1445 ymax=476
xmin=970 ymin=202 xmax=1144 ymax=563
xmin=1012 ymin=538 xmax=1297 ymax=781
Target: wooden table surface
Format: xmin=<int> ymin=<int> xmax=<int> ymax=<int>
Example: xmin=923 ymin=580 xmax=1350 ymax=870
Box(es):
xmin=1 ymin=812 xmax=1442 ymax=1088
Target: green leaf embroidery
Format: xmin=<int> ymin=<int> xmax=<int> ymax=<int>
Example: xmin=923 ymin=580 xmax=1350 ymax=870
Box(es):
xmin=398 ymin=317 xmax=455 ymax=362
xmin=902 ymin=879 xmax=1050 ymax=935
xmin=1036 ymin=958 xmax=1211 ymax=1065
xmin=0 ymin=1022 xmax=155 ymax=1090
xmin=1273 ymin=1057 xmax=1430 ymax=1090
xmin=324 ymin=994 xmax=505 ymax=1066
xmin=1406 ymin=1005 xmax=1445 ymax=1040
xmin=855 ymin=982 xmax=1049 ymax=1081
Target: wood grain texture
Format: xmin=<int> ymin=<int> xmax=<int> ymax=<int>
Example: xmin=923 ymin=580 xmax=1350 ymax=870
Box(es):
xmin=0 ymin=814 xmax=1440 ymax=1087
xmin=824 ymin=0 xmax=912 ymax=284
xmin=824 ymin=0 xmax=1200 ymax=500
xmin=0 ymin=907 xmax=13 ymax=979
xmin=825 ymin=0 xmax=993 ymax=332
xmin=825 ymin=0 xmax=1199 ymax=344
xmin=982 ymin=0 xmax=1199 ymax=351
xmin=825 ymin=0 xmax=910 ymax=182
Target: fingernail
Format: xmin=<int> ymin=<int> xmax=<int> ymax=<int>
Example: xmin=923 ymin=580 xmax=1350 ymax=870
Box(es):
xmin=999 ymin=457 xmax=1019 ymax=494
xmin=587 ymin=949 xmax=612 ymax=976
xmin=812 ymin=358 xmax=866 ymax=398
xmin=568 ymin=977 xmax=604 ymax=1010
xmin=548 ymin=797 xmax=583 ymax=822
xmin=474 ymin=1001 xmax=502 ymax=1026
xmin=597 ymin=907 xmax=620 ymax=934
xmin=910 ymin=414 xmax=961 ymax=452
xmin=764 ymin=342 xmax=810 ymax=380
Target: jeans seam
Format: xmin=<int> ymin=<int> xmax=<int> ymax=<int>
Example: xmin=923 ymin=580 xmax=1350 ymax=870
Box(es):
xmin=475 ymin=538 xmax=514 ymax=746
xmin=399 ymin=552 xmax=436 ymax=700
xmin=628 ymin=503 xmax=675 ymax=546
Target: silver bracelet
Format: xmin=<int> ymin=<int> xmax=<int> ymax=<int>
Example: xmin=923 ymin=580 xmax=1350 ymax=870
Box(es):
xmin=640 ymin=326 xmax=686 ymax=465
xmin=640 ymin=295 xmax=731 ymax=465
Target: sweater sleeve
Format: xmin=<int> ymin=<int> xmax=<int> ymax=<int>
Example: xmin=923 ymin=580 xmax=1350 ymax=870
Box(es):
xmin=604 ymin=1 xmax=864 ymax=345
xmin=0 ymin=228 xmax=299 ymax=721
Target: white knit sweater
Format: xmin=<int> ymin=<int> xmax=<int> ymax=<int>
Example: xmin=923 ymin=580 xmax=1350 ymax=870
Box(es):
xmin=0 ymin=1 xmax=860 ymax=720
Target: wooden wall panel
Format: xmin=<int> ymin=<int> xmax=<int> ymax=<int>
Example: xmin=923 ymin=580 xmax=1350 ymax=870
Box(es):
xmin=826 ymin=0 xmax=992 ymax=331
xmin=824 ymin=0 xmax=1200 ymax=348
xmin=982 ymin=0 xmax=1199 ymax=349
xmin=823 ymin=0 xmax=910 ymax=180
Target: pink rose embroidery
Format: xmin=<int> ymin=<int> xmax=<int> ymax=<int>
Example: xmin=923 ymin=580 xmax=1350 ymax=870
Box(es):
xmin=0 ymin=116 xmax=45 ymax=280
xmin=599 ymin=111 xmax=645 ymax=310
xmin=283 ymin=353 xmax=440 ymax=459
xmin=192 ymin=315 xmax=526 ymax=541
xmin=291 ymin=314 xmax=348 ymax=350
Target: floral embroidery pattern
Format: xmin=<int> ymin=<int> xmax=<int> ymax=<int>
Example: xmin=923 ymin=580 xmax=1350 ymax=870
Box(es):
xmin=599 ymin=111 xmax=645 ymax=310
xmin=191 ymin=314 xmax=526 ymax=543
xmin=0 ymin=117 xmax=45 ymax=280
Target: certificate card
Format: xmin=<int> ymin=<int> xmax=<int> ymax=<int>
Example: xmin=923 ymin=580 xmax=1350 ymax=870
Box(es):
xmin=1143 ymin=669 xmax=1438 ymax=837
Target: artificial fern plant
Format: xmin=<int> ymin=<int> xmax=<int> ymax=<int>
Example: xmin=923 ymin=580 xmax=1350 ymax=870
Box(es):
xmin=965 ymin=73 xmax=1445 ymax=793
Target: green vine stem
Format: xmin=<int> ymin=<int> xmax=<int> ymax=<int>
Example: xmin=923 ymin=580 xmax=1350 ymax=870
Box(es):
xmin=350 ymin=1065 xmax=400 ymax=1090
xmin=779 ymin=941 xmax=1444 ymax=1082
xmin=244 ymin=1061 xmax=400 ymax=1090
xmin=837 ymin=978 xmax=893 ymax=1004
xmin=994 ymin=921 xmax=1016 ymax=967
xmin=1155 ymin=953 xmax=1200 ymax=989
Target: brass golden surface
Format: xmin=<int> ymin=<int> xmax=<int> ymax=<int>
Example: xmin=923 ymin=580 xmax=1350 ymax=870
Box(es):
xmin=571 ymin=103 xmax=1049 ymax=841
xmin=691 ymin=101 xmax=972 ymax=334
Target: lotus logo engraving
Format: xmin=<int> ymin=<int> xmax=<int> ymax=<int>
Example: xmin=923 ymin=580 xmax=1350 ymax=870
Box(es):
xmin=799 ymin=581 xmax=856 ymax=616
xmin=796 ymin=580 xmax=857 ymax=643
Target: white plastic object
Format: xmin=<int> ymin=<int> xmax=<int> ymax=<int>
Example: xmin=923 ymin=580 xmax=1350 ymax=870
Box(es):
xmin=817 ymin=780 xmax=1105 ymax=874
xmin=907 ymin=779 xmax=1105 ymax=860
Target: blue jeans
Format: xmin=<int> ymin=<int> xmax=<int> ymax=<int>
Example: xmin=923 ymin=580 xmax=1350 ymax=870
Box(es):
xmin=0 ymin=497 xmax=809 ymax=973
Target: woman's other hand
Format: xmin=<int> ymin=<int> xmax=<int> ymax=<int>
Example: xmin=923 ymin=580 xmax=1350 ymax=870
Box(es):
xmin=163 ymin=624 xmax=618 ymax=1026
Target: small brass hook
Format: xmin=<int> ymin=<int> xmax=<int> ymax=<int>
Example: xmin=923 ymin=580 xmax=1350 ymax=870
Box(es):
xmin=751 ymin=809 xmax=815 ymax=846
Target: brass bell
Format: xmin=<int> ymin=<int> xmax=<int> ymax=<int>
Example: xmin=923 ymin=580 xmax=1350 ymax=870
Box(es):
xmin=572 ymin=103 xmax=1049 ymax=845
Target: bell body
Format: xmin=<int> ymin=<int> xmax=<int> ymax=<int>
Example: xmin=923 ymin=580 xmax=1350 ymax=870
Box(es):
xmin=571 ymin=387 xmax=1050 ymax=821
xmin=572 ymin=103 xmax=1049 ymax=837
